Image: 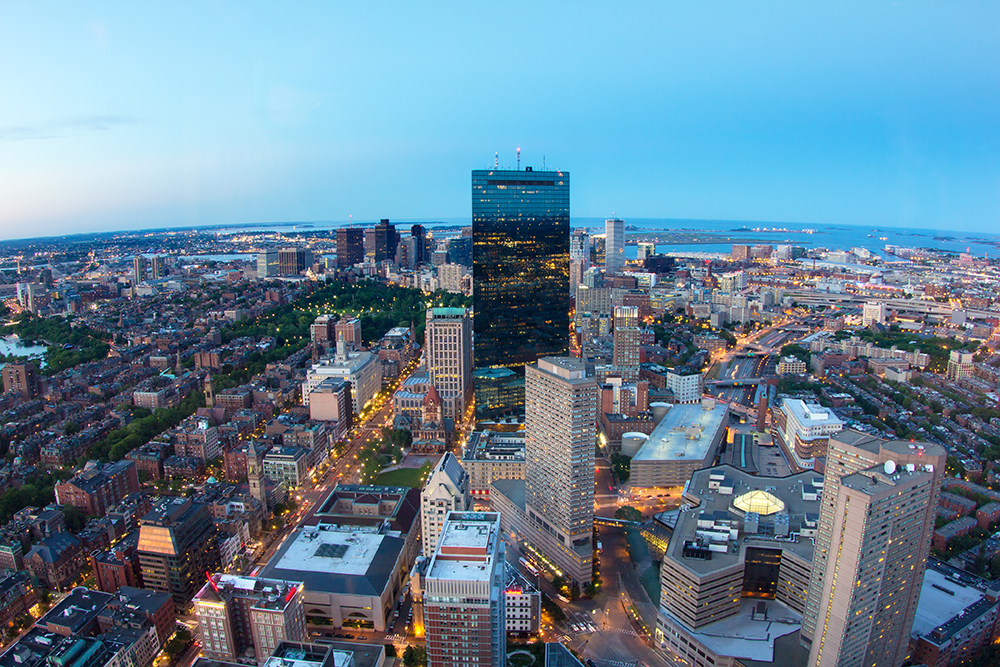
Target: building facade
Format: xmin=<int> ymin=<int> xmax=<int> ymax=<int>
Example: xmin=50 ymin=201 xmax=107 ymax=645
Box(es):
xmin=424 ymin=307 xmax=473 ymax=421
xmin=605 ymin=218 xmax=624 ymax=274
xmin=472 ymin=168 xmax=570 ymax=420
xmin=420 ymin=452 xmax=470 ymax=557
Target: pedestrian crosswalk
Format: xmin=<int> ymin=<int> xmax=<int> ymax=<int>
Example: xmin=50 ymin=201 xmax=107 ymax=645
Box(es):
xmin=594 ymin=660 xmax=637 ymax=667
xmin=384 ymin=634 xmax=405 ymax=642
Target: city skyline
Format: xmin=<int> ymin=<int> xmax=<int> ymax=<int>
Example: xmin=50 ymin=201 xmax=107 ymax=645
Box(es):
xmin=2 ymin=2 xmax=999 ymax=239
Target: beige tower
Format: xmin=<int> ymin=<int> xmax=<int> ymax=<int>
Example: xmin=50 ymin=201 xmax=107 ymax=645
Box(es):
xmin=802 ymin=431 xmax=945 ymax=667
xmin=424 ymin=307 xmax=473 ymax=420
xmin=612 ymin=305 xmax=640 ymax=381
xmin=524 ymin=357 xmax=599 ymax=585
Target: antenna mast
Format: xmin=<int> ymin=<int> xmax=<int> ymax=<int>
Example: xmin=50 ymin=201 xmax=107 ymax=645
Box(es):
xmin=494 ymin=152 xmax=499 ymax=169
xmin=517 ymin=146 xmax=520 ymax=171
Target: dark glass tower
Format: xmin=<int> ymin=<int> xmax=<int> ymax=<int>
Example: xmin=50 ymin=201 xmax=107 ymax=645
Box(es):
xmin=472 ymin=168 xmax=570 ymax=420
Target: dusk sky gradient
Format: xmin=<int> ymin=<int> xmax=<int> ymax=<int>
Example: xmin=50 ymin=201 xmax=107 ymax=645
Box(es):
xmin=1 ymin=1 xmax=999 ymax=239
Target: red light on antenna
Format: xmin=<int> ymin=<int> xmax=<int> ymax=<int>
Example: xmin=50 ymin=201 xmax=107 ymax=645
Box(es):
xmin=285 ymin=585 xmax=297 ymax=603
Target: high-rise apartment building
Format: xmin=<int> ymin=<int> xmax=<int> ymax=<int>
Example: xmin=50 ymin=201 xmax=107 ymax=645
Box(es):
xmin=570 ymin=229 xmax=591 ymax=264
xmin=335 ymin=227 xmax=365 ymax=268
xmin=612 ymin=305 xmax=640 ymax=381
xmin=862 ymin=301 xmax=887 ymax=327
xmin=424 ymin=511 xmax=506 ymax=667
xmin=605 ymin=218 xmax=624 ymax=274
xmin=947 ymin=350 xmax=975 ymax=381
xmin=133 ymin=255 xmax=148 ymax=284
xmin=493 ymin=357 xmax=598 ymax=585
xmin=278 ymin=247 xmax=313 ymax=276
xmin=420 ymin=452 xmax=470 ymax=557
xmin=137 ymin=498 xmax=220 ymax=610
xmin=472 ymin=167 xmax=570 ymax=420
xmin=149 ymin=255 xmax=164 ymax=279
xmin=2 ymin=363 xmax=40 ymax=399
xmin=194 ymin=573 xmax=307 ymax=663
xmin=801 ymin=431 xmax=945 ymax=666
xmin=257 ymin=250 xmax=279 ymax=278
xmin=424 ymin=307 xmax=473 ymax=420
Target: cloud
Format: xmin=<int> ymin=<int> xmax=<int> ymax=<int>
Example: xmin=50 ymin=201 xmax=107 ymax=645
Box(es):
xmin=0 ymin=114 xmax=135 ymax=142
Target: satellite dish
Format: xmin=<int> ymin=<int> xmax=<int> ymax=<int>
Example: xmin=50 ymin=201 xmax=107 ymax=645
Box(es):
xmin=884 ymin=460 xmax=896 ymax=475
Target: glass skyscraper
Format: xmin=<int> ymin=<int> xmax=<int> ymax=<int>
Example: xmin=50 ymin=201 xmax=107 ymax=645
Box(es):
xmin=472 ymin=167 xmax=570 ymax=420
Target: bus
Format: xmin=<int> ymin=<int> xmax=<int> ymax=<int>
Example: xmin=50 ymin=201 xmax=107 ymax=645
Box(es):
xmin=597 ymin=541 xmax=603 ymax=554
xmin=519 ymin=557 xmax=539 ymax=576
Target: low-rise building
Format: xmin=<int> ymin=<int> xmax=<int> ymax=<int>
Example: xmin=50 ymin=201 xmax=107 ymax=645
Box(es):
xmin=54 ymin=460 xmax=140 ymax=517
xmin=933 ymin=517 xmax=979 ymax=551
xmin=462 ymin=430 xmax=526 ymax=499
xmin=263 ymin=447 xmax=310 ymax=490
xmin=631 ymin=400 xmax=729 ymax=488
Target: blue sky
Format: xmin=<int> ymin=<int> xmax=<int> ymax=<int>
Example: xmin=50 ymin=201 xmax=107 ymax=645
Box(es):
xmin=1 ymin=1 xmax=998 ymax=239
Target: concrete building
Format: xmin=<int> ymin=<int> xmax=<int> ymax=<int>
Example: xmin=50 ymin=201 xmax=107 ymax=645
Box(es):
xmin=605 ymin=218 xmax=625 ymax=274
xmin=307 ymin=377 xmax=352 ymax=436
xmin=800 ymin=431 xmax=946 ymax=667
xmin=718 ymin=271 xmax=747 ymax=293
xmin=462 ymin=430 xmax=526 ymax=500
xmin=777 ymin=398 xmax=844 ymax=463
xmin=420 ymin=452 xmax=470 ymax=557
xmin=194 ymin=573 xmax=307 ymax=664
xmin=862 ymin=301 xmax=887 ymax=326
xmin=630 ymin=400 xmax=729 ymax=489
xmin=947 ymin=350 xmax=975 ymax=381
xmin=262 ymin=447 xmax=310 ymax=490
xmin=776 ymin=356 xmax=807 ymax=375
xmin=137 ymin=498 xmax=220 ymax=610
xmin=2 ymin=363 xmax=40 ymax=399
xmin=492 ymin=357 xmax=598 ymax=585
xmin=655 ymin=465 xmax=821 ymax=667
xmin=665 ymin=371 xmax=703 ymax=404
xmin=424 ymin=512 xmax=506 ymax=667
xmin=334 ymin=318 xmax=362 ymax=351
xmin=302 ymin=337 xmax=381 ymax=414
xmin=424 ymin=307 xmax=473 ymax=420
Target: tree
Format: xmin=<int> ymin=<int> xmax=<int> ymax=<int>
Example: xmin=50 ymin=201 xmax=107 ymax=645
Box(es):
xmin=615 ymin=506 xmax=643 ymax=523
xmin=63 ymin=505 xmax=89 ymax=532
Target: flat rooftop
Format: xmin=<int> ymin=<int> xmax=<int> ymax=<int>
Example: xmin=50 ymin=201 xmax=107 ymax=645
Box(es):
xmin=661 ymin=598 xmax=802 ymax=662
xmin=665 ymin=465 xmax=821 ymax=578
xmin=912 ymin=567 xmax=989 ymax=640
xmin=260 ymin=523 xmax=404 ymax=597
xmin=633 ymin=401 xmax=729 ymax=464
xmin=783 ymin=398 xmax=843 ymax=429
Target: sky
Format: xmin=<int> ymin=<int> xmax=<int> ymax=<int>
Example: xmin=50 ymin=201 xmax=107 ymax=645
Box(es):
xmin=1 ymin=1 xmax=999 ymax=240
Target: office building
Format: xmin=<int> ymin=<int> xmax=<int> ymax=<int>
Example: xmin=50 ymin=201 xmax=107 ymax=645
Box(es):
xmin=424 ymin=512 xmax=506 ymax=667
xmin=462 ymin=430 xmax=526 ymax=499
xmin=424 ymin=307 xmax=473 ymax=420
xmin=308 ymin=377 xmax=352 ymax=432
xmin=260 ymin=485 xmax=419 ymax=631
xmin=605 ymin=218 xmax=624 ymax=274
xmin=665 ymin=371 xmax=703 ymax=404
xmin=420 ymin=452 xmax=470 ymax=557
xmin=137 ymin=498 xmax=220 ymax=610
xmin=777 ymin=399 xmax=844 ymax=463
xmin=262 ymin=447 xmax=310 ymax=490
xmin=133 ymin=255 xmax=148 ymax=283
xmin=504 ymin=564 xmax=541 ymax=634
xmin=448 ymin=236 xmax=472 ymax=267
xmin=335 ymin=227 xmax=365 ymax=268
xmin=612 ymin=305 xmax=641 ymax=381
xmin=570 ymin=229 xmax=590 ymax=264
xmin=364 ymin=219 xmax=398 ymax=263
xmin=257 ymin=250 xmax=279 ymax=278
xmin=411 ymin=224 xmax=427 ymax=265
xmin=800 ymin=431 xmax=946 ymax=666
xmin=731 ymin=245 xmax=751 ymax=262
xmin=862 ymin=301 xmax=887 ymax=327
xmin=278 ymin=247 xmax=313 ymax=276
xmin=655 ymin=465 xmax=821 ymax=666
xmin=302 ymin=337 xmax=381 ymax=414
xmin=637 ymin=242 xmax=655 ymax=260
xmin=718 ymin=271 xmax=748 ymax=294
xmin=492 ymin=357 xmax=598 ymax=585
xmin=194 ymin=573 xmax=307 ymax=663
xmin=472 ymin=168 xmax=570 ymax=420
xmin=2 ymin=362 xmax=40 ymax=399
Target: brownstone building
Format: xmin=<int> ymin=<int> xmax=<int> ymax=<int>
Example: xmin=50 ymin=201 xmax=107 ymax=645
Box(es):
xmin=54 ymin=460 xmax=140 ymax=516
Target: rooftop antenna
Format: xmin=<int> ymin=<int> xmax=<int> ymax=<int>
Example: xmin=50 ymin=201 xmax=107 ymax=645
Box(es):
xmin=543 ymin=155 xmax=546 ymax=170
xmin=494 ymin=152 xmax=499 ymax=169
xmin=517 ymin=146 xmax=521 ymax=171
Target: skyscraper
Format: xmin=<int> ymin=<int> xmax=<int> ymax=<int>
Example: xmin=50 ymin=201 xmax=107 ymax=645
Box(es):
xmin=472 ymin=167 xmax=570 ymax=420
xmin=336 ymin=228 xmax=365 ymax=268
xmin=364 ymin=219 xmax=398 ymax=263
xmin=411 ymin=224 xmax=427 ymax=265
xmin=605 ymin=218 xmax=624 ymax=274
xmin=420 ymin=452 xmax=470 ymax=557
xmin=150 ymin=255 xmax=164 ymax=279
xmin=257 ymin=250 xmax=279 ymax=278
xmin=801 ymin=431 xmax=945 ymax=667
xmin=425 ymin=307 xmax=473 ymax=420
xmin=492 ymin=357 xmax=597 ymax=585
xmin=133 ymin=254 xmax=148 ymax=283
xmin=424 ymin=511 xmax=506 ymax=667
xmin=137 ymin=498 xmax=219 ymax=610
xmin=278 ymin=247 xmax=313 ymax=276
xmin=612 ymin=305 xmax=640 ymax=381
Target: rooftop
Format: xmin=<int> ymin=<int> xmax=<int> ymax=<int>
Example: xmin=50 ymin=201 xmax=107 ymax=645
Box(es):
xmin=633 ymin=400 xmax=729 ymax=464
xmin=782 ymin=398 xmax=843 ymax=427
xmin=913 ymin=566 xmax=995 ymax=646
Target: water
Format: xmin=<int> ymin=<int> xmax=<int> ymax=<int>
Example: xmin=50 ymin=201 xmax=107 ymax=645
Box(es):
xmin=575 ymin=218 xmax=1000 ymax=259
xmin=0 ymin=335 xmax=47 ymax=367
